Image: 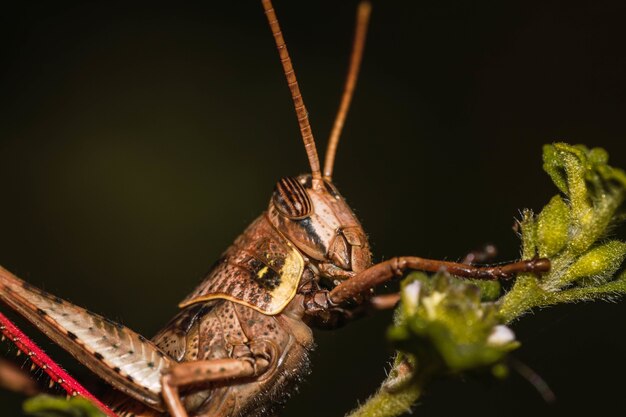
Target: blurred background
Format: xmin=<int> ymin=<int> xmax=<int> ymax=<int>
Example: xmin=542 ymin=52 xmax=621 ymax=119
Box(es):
xmin=1 ymin=0 xmax=625 ymax=416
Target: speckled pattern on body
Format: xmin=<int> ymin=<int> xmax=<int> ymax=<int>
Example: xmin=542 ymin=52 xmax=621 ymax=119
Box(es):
xmin=109 ymin=298 xmax=314 ymax=417
xmin=179 ymin=216 xmax=304 ymax=315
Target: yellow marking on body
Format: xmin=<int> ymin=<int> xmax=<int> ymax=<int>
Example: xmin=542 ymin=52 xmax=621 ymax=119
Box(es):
xmin=266 ymin=241 xmax=304 ymax=310
xmin=257 ymin=266 xmax=269 ymax=278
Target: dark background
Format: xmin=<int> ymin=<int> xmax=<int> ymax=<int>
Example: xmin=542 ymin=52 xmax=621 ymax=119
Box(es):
xmin=1 ymin=0 xmax=625 ymax=416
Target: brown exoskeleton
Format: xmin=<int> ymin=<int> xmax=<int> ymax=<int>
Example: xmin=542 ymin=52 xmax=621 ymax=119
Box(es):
xmin=0 ymin=1 xmax=550 ymax=416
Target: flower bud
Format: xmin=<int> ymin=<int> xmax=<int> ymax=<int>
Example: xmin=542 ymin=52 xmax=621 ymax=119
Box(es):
xmin=561 ymin=240 xmax=626 ymax=284
xmin=401 ymin=280 xmax=422 ymax=316
xmin=536 ymin=195 xmax=571 ymax=258
xmin=487 ymin=325 xmax=516 ymax=347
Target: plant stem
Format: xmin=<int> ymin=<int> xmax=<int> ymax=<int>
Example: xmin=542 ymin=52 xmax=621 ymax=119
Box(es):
xmin=346 ymin=383 xmax=422 ymax=417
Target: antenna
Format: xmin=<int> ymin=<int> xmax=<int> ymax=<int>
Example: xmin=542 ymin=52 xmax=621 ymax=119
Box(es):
xmin=323 ymin=1 xmax=372 ymax=180
xmin=262 ymin=0 xmax=322 ymax=184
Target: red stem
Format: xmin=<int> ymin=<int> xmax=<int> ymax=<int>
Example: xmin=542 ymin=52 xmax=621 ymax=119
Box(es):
xmin=0 ymin=311 xmax=118 ymax=417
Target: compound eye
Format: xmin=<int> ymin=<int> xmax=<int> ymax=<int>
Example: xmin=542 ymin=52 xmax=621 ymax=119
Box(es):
xmin=272 ymin=177 xmax=312 ymax=218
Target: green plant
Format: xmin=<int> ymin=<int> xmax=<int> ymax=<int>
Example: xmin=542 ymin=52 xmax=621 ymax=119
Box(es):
xmin=22 ymin=395 xmax=105 ymax=417
xmin=348 ymin=143 xmax=626 ymax=417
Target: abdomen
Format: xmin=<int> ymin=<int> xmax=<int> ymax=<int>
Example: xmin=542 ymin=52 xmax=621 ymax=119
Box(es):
xmin=109 ymin=300 xmax=313 ymax=417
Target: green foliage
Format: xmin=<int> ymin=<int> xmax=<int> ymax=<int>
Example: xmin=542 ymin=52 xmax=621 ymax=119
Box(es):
xmin=500 ymin=143 xmax=626 ymax=320
xmin=389 ymin=273 xmax=517 ymax=373
xmin=351 ymin=143 xmax=626 ymax=417
xmin=23 ymin=395 xmax=105 ymax=417
xmin=536 ymin=195 xmax=570 ymax=258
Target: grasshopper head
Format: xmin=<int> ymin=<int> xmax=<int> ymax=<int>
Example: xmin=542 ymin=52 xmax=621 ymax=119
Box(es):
xmin=260 ymin=0 xmax=373 ymax=280
xmin=267 ymin=174 xmax=372 ymax=278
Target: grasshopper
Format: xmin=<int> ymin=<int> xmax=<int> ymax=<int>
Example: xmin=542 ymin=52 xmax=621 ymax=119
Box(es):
xmin=0 ymin=1 xmax=551 ymax=416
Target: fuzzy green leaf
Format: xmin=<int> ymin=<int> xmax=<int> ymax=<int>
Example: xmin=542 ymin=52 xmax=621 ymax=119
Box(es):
xmin=23 ymin=395 xmax=105 ymax=417
xmin=561 ymin=241 xmax=626 ymax=285
xmin=501 ymin=143 xmax=626 ymax=320
xmin=536 ymin=195 xmax=571 ymax=258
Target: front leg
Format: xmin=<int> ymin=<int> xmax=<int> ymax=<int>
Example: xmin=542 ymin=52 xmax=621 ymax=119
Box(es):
xmin=350 ymin=245 xmax=501 ymax=311
xmin=329 ymin=256 xmax=550 ymax=305
xmin=161 ymin=359 xmax=257 ymax=417
xmin=345 ymin=245 xmax=501 ymax=311
xmin=160 ymin=342 xmax=274 ymax=417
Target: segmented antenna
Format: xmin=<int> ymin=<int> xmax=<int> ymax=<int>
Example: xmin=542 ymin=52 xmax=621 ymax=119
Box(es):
xmin=261 ymin=0 xmax=323 ymax=185
xmin=323 ymin=2 xmax=372 ymax=180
